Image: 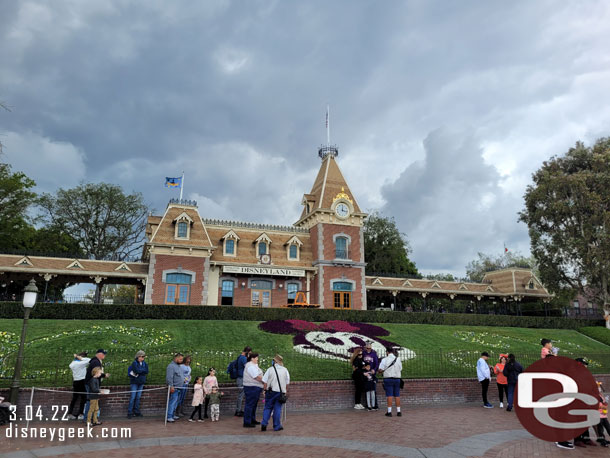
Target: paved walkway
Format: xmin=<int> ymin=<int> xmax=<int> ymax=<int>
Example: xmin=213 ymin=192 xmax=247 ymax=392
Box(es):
xmin=1 ymin=405 xmax=608 ymax=457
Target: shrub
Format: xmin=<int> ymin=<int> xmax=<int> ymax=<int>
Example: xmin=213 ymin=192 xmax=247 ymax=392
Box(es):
xmin=0 ymin=301 xmax=601 ymax=329
xmin=578 ymin=327 xmax=610 ymax=346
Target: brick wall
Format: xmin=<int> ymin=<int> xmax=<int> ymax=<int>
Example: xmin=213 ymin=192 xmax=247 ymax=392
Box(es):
xmin=150 ymin=255 xmax=206 ymax=305
xmin=8 ymin=375 xmax=610 ymax=418
xmin=320 ymin=224 xmax=362 ymax=262
xmin=322 ymin=265 xmax=365 ymax=310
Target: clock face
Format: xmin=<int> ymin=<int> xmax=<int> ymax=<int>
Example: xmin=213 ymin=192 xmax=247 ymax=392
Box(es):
xmin=260 ymin=254 xmax=271 ymax=264
xmin=335 ymin=202 xmax=350 ymax=218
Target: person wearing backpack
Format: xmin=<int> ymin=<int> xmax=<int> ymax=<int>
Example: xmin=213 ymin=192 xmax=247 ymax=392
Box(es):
xmin=234 ymin=346 xmax=251 ymax=417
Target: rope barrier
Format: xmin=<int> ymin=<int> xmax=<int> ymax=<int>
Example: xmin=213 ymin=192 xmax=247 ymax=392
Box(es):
xmin=33 ymin=386 xmax=171 ymax=395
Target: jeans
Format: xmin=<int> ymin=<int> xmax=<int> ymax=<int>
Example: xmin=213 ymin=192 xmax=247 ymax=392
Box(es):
xmin=167 ymin=389 xmax=181 ymax=420
xmin=177 ymin=383 xmax=188 ymax=408
xmin=128 ymin=383 xmax=144 ymax=415
xmin=480 ymin=379 xmax=490 ymax=405
xmin=243 ymin=385 xmax=262 ymax=425
xmin=262 ymin=390 xmax=283 ymax=430
xmin=507 ymin=382 xmax=516 ymax=409
xmin=236 ymin=377 xmax=245 ymax=412
xmin=69 ymin=380 xmax=87 ymax=416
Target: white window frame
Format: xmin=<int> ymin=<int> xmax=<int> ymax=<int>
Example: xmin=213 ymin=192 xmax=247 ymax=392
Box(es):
xmin=173 ymin=212 xmax=194 ymax=240
xmin=222 ymin=230 xmax=240 ymax=257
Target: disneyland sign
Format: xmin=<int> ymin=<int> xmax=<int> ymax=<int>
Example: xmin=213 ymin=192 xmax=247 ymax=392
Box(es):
xmin=223 ymin=265 xmax=305 ymax=277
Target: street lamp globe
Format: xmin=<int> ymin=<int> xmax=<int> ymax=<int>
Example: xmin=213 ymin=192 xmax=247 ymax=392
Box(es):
xmin=22 ymin=279 xmax=38 ymax=308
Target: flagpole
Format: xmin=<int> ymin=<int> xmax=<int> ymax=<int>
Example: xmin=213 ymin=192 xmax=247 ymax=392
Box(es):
xmin=179 ymin=171 xmax=184 ymax=201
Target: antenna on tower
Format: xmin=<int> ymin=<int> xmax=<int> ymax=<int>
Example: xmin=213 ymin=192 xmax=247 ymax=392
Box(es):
xmin=318 ymin=104 xmax=338 ymax=160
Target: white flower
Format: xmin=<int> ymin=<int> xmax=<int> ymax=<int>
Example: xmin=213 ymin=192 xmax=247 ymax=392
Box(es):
xmin=293 ymin=331 xmax=416 ymax=361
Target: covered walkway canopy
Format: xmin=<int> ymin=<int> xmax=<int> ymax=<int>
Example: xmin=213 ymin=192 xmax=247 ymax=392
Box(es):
xmin=0 ymin=254 xmax=148 ymax=302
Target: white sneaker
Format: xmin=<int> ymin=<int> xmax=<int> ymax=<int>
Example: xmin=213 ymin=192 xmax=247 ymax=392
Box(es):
xmin=354 ymin=404 xmax=364 ymax=410
xmin=500 ymin=402 xmax=504 ymax=408
xmin=77 ymin=414 xmax=84 ymax=420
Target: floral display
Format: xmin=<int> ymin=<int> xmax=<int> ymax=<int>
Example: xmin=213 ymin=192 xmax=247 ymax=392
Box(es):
xmin=259 ymin=319 xmax=416 ymax=361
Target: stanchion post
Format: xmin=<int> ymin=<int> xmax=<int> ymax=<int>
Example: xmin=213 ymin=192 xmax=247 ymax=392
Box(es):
xmin=164 ymin=386 xmax=170 ymax=426
xmin=26 ymin=387 xmax=35 ymax=429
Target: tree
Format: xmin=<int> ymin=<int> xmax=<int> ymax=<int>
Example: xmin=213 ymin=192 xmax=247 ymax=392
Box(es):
xmin=425 ymin=273 xmax=458 ymax=282
xmin=38 ymin=182 xmax=150 ymax=260
xmin=465 ymin=251 xmax=537 ymax=283
xmin=363 ymin=213 xmax=419 ymax=276
xmin=519 ymin=137 xmax=610 ymax=310
xmin=0 ymin=161 xmax=36 ymax=251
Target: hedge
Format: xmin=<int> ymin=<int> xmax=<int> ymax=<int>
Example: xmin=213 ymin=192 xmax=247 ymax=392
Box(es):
xmin=578 ymin=327 xmax=610 ymax=346
xmin=0 ymin=301 xmax=602 ymax=329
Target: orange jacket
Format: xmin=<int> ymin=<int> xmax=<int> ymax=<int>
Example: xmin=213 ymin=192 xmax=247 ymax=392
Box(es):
xmin=494 ymin=363 xmax=507 ymax=384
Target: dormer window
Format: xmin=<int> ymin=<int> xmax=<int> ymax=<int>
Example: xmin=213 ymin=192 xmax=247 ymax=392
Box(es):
xmin=528 ymin=279 xmax=535 ymax=289
xmin=259 ymin=242 xmax=267 ymax=256
xmin=254 ymin=233 xmax=272 ymax=259
xmin=285 ymin=235 xmax=303 ymax=261
xmin=173 ymin=212 xmax=193 ymax=240
xmin=221 ymin=229 xmax=240 ymax=257
xmin=226 ymin=239 xmax=235 ymax=255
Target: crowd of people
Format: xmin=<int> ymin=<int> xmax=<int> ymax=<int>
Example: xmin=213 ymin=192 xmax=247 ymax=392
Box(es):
xmin=61 ymin=337 xmax=609 ymax=447
xmin=164 ymin=347 xmax=290 ymax=432
xmin=475 ymin=337 xmax=610 ymax=450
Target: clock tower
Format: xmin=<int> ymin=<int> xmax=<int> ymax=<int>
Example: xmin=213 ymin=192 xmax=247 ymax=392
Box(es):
xmin=295 ymin=144 xmax=368 ymax=309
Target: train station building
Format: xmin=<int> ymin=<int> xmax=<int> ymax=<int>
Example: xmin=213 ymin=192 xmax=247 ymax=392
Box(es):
xmin=0 ymin=145 xmax=552 ymax=310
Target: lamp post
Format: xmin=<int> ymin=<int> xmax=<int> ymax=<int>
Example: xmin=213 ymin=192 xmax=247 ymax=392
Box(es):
xmin=9 ymin=279 xmax=38 ymax=405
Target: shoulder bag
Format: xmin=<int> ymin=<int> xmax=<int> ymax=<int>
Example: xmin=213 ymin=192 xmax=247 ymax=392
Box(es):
xmin=272 ymin=364 xmax=288 ymax=404
xmin=383 ymin=354 xmax=404 ymax=389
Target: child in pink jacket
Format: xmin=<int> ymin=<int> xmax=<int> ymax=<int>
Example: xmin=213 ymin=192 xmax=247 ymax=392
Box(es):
xmin=189 ymin=376 xmax=204 ymax=422
xmin=203 ymin=368 xmax=219 ymax=419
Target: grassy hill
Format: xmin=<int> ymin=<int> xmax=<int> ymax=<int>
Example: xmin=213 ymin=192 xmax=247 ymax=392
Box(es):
xmin=1 ymin=319 xmax=608 ymax=387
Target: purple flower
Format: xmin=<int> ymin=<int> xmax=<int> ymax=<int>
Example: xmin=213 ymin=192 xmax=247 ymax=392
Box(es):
xmin=326 ymin=336 xmax=344 ymax=345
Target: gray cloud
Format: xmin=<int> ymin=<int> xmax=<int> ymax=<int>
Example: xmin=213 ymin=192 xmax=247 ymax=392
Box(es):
xmin=2 ymin=0 xmax=610 ymax=276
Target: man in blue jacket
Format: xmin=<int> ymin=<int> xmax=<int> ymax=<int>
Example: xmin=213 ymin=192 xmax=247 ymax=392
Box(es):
xmin=234 ymin=346 xmax=251 ymax=417
xmin=127 ymin=350 xmax=148 ymax=418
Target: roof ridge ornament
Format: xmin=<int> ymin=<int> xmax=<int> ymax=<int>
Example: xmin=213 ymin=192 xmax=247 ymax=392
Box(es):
xmin=332 ymin=186 xmax=353 ymax=204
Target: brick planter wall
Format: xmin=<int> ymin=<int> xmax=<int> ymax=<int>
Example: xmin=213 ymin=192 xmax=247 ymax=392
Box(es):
xmin=4 ymin=375 xmax=610 ymax=418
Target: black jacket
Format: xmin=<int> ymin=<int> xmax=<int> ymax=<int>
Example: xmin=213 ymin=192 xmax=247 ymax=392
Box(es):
xmin=87 ymin=377 xmax=100 ymax=400
xmin=502 ymin=361 xmax=523 ymax=384
xmin=85 ymin=357 xmax=107 ymax=385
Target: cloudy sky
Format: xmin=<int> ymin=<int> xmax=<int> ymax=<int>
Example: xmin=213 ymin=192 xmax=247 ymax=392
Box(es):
xmin=2 ymin=0 xmax=610 ymax=277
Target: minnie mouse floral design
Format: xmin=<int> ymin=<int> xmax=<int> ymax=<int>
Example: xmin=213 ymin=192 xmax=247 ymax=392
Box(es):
xmin=259 ymin=320 xmax=416 ymax=361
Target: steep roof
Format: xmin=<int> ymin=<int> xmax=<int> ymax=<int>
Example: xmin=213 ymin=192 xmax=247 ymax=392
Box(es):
xmin=299 ymin=155 xmax=362 ymax=220
xmin=148 ymin=204 xmax=213 ymax=248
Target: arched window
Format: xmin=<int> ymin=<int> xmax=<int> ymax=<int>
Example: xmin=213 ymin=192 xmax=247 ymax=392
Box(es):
xmin=289 ymin=244 xmax=298 ymax=259
xmin=335 ymin=237 xmax=348 ymax=259
xmin=165 ymin=273 xmax=192 ymax=305
xmin=258 ymin=242 xmax=267 ymax=256
xmin=225 ymin=239 xmax=235 ymax=255
xmin=221 ymin=280 xmax=234 ymax=306
xmin=287 ymin=283 xmax=298 ymax=304
xmin=177 ymin=221 xmax=188 ymax=238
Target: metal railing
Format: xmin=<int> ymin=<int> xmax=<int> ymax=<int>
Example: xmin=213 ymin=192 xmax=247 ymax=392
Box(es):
xmin=2 ymin=348 xmax=610 ymax=388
